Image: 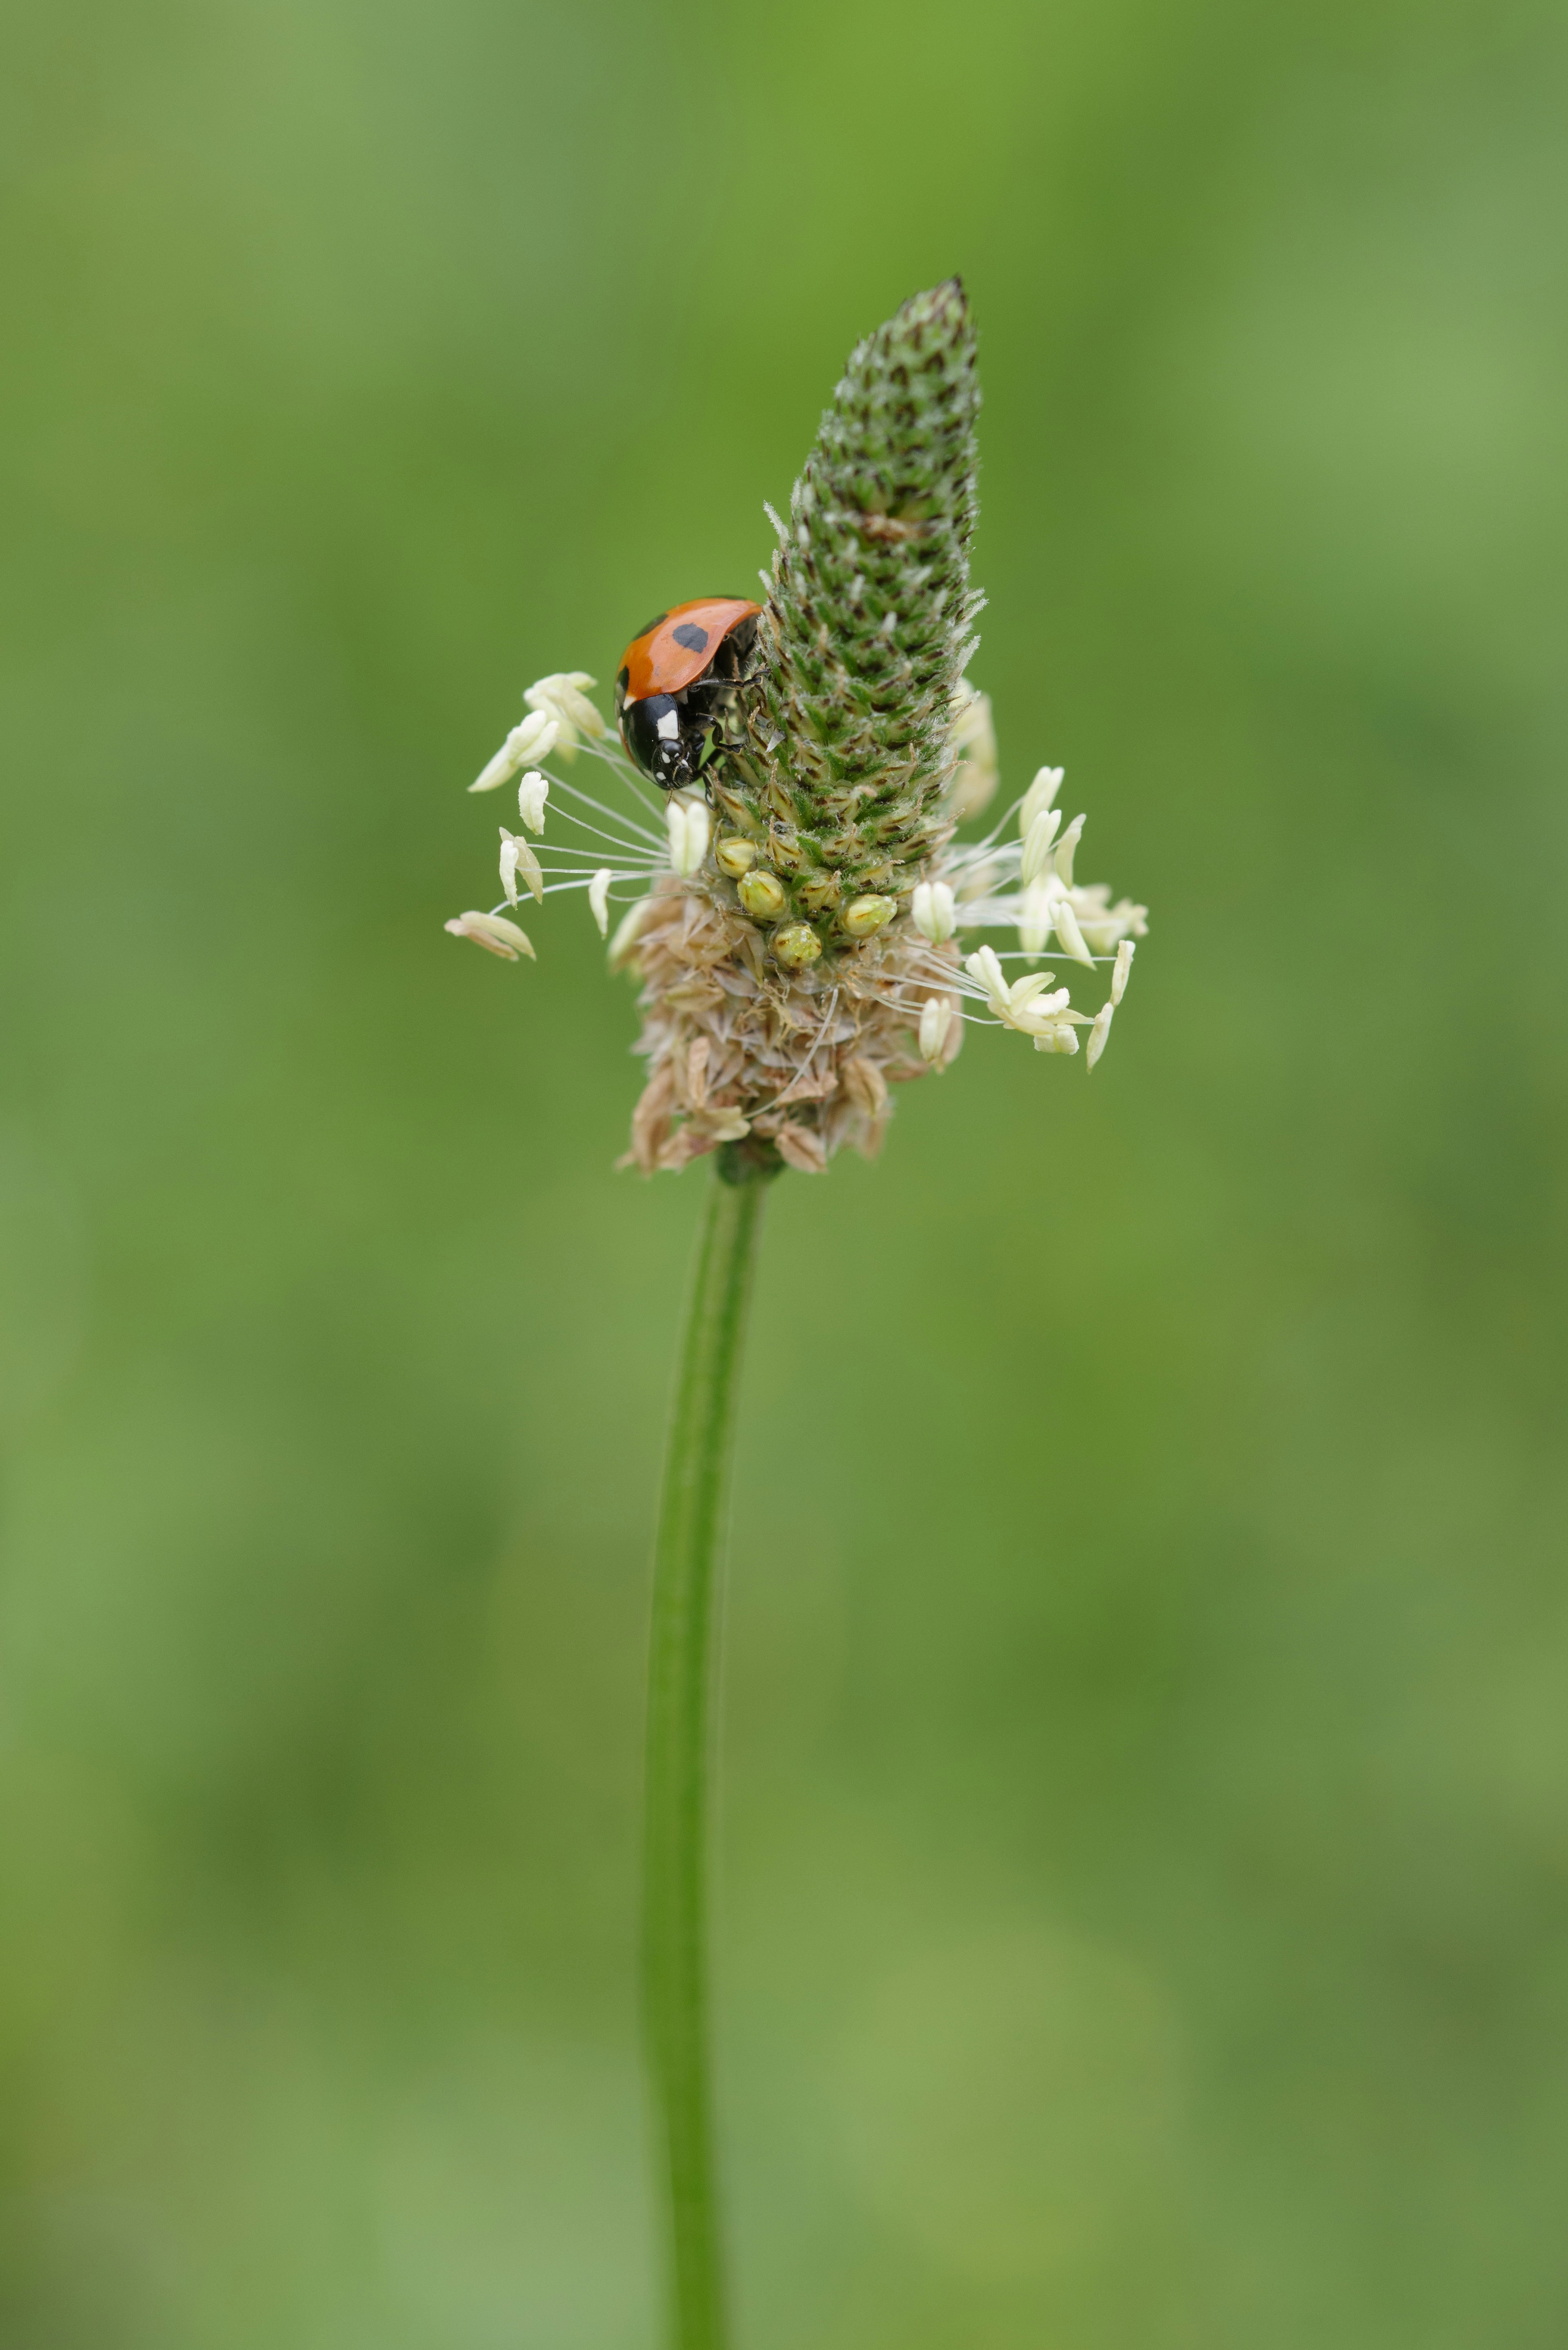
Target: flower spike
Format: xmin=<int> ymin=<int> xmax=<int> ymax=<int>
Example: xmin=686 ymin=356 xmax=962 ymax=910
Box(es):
xmin=445 ymin=281 xmax=1146 ymax=1175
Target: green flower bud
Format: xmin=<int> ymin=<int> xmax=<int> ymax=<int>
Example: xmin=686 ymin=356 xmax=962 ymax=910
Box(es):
xmin=841 ymin=894 xmax=897 ymax=938
xmin=771 ymin=922 xmax=822 ymax=969
xmin=737 ymin=869 xmax=787 ymax=920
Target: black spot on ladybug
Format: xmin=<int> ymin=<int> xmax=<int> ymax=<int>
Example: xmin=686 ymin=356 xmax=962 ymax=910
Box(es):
xmin=635 ymin=613 xmax=667 ymax=640
xmin=672 ymin=622 xmax=710 ymax=654
xmin=616 ymin=666 xmax=629 ymax=692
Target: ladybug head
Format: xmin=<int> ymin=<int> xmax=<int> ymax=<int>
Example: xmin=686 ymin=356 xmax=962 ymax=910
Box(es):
xmin=621 ymin=693 xmax=690 ymax=790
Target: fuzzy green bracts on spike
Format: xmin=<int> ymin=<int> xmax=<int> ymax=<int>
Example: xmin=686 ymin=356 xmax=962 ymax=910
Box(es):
xmin=711 ymin=279 xmax=982 ymax=941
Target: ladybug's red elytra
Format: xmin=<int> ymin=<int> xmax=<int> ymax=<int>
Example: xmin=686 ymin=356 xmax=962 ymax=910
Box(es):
xmin=615 ymin=597 xmax=762 ymax=791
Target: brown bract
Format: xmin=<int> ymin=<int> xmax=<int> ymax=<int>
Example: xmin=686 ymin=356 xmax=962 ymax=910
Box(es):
xmin=619 ymin=877 xmax=963 ymax=1176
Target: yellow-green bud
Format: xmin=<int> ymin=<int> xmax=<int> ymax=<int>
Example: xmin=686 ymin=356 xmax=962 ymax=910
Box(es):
xmin=715 ymin=836 xmax=757 ymax=878
xmin=772 ymin=921 xmax=822 ymax=968
xmin=842 ymin=894 xmax=897 ymax=939
xmin=737 ymin=868 xmax=787 ymax=919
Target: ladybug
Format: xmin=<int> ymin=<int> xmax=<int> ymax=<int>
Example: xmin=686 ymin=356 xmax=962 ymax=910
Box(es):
xmin=615 ymin=597 xmax=762 ymax=791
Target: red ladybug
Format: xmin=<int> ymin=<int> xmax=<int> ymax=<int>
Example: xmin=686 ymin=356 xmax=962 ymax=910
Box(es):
xmin=615 ymin=597 xmax=762 ymax=790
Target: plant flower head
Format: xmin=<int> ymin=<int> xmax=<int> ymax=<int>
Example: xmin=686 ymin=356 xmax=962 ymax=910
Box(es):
xmin=445 ymin=281 xmax=1147 ymax=1174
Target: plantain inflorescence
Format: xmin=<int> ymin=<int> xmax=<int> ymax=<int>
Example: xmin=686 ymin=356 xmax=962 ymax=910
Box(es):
xmin=447 ymin=280 xmax=1148 ymax=1177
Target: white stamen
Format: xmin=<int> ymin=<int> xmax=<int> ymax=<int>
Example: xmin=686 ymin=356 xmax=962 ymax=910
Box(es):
xmin=948 ymin=683 xmax=999 ymax=820
xmin=469 ymin=712 xmax=558 ymax=794
xmin=1018 ymin=765 xmax=1063 ymax=836
xmin=525 ymin=672 xmax=606 ymax=750
xmin=964 ymin=945 xmax=1011 ymax=1018
xmin=666 ymin=796 xmax=710 ymax=877
xmin=1086 ymin=1000 xmax=1114 ymax=1069
xmin=1020 ymin=807 xmax=1062 ymax=885
xmin=517 ymin=771 xmax=551 ymax=834
xmin=444 ymin=910 xmax=535 ymax=961
xmin=1054 ymin=813 xmax=1085 ymax=889
xmin=608 ymin=897 xmax=653 ymax=968
xmin=1018 ymin=878 xmax=1057 ymax=958
xmin=920 ymin=996 xmax=954 ymax=1063
xmin=500 ymin=827 xmax=543 ymax=905
xmin=588 ymin=869 xmax=612 ymax=938
xmin=1112 ymin=938 xmax=1135 ymax=1005
xmin=1052 ymin=894 xmax=1095 ymax=966
xmin=911 ymin=880 xmax=956 ymax=942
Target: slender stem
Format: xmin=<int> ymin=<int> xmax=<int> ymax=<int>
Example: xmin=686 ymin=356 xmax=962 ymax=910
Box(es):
xmin=644 ymin=1157 xmax=771 ymax=2350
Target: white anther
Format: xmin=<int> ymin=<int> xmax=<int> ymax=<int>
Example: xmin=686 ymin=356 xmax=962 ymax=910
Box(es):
xmin=1054 ymin=813 xmax=1085 ymax=889
xmin=588 ymin=869 xmax=612 ymax=938
xmin=499 ymin=827 xmax=543 ymax=905
xmin=964 ymin=945 xmax=1011 ymax=1017
xmin=920 ymin=996 xmax=955 ymax=1063
xmin=524 ymin=672 xmax=606 ymax=747
xmin=1111 ymin=938 xmax=1135 ymax=1005
xmin=1086 ymin=1001 xmax=1114 ymax=1070
xmin=911 ymin=880 xmax=956 ymax=942
xmin=468 ymin=711 xmax=558 ymax=794
xmin=1020 ymin=806 xmax=1063 ymax=885
xmin=666 ymin=796 xmax=710 ymax=877
xmin=516 ymin=771 xmax=550 ymax=834
xmin=443 ymin=910 xmax=535 ymax=961
xmin=1052 ymin=894 xmax=1094 ymax=966
xmin=1018 ymin=765 xmax=1063 ymax=836
xmin=948 ymin=683 xmax=999 ymax=819
xmin=1018 ymin=878 xmax=1057 ymax=958
xmin=608 ymin=897 xmax=653 ymax=968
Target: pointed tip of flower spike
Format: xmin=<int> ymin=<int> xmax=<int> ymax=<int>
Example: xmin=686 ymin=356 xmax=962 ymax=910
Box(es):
xmin=588 ymin=869 xmax=613 ymax=938
xmin=1086 ymin=1000 xmax=1114 ymax=1069
xmin=445 ymin=910 xmax=535 ymax=961
xmin=1112 ymin=938 xmax=1136 ymax=1006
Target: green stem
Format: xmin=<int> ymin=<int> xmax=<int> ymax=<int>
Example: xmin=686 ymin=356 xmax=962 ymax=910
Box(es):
xmin=644 ymin=1157 xmax=771 ymax=2350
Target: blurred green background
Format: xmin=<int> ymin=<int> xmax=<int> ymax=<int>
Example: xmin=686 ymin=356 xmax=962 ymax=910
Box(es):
xmin=3 ymin=0 xmax=1566 ymax=2342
